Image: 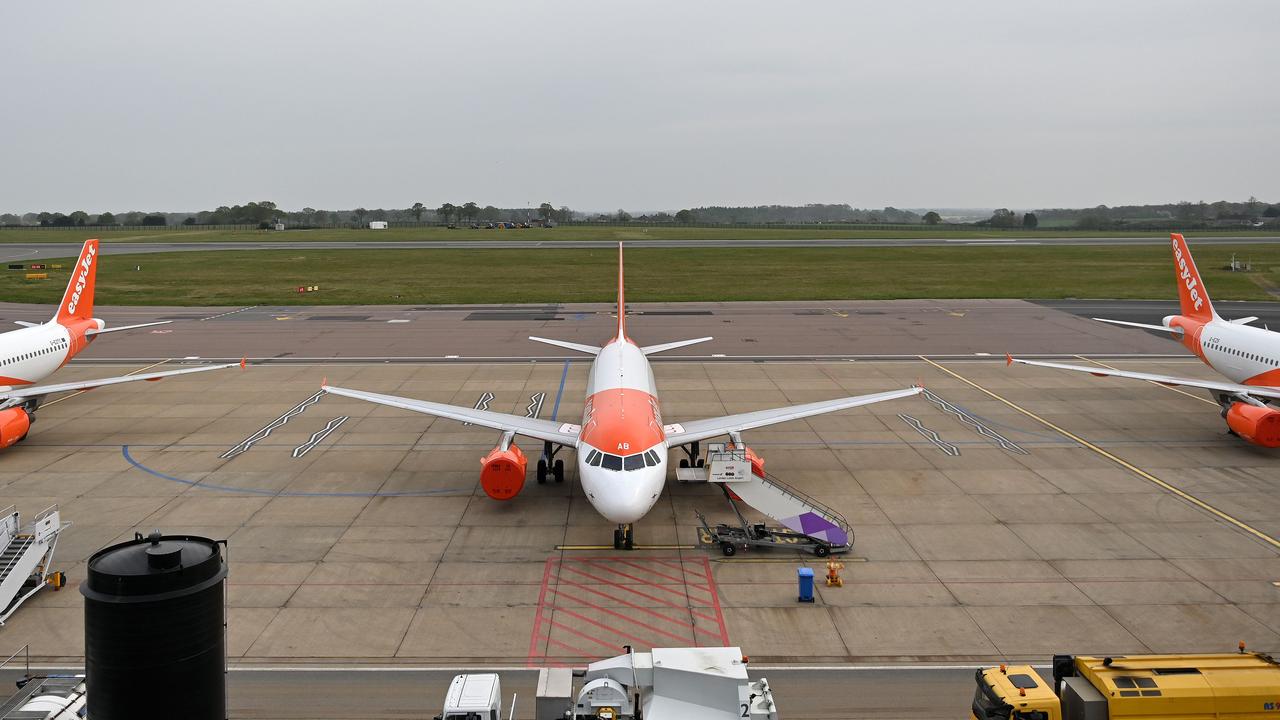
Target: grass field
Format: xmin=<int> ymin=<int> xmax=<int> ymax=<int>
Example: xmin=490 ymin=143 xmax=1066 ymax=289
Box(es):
xmin=0 ymin=225 xmax=1275 ymax=244
xmin=1 ymin=245 xmax=1278 ymax=306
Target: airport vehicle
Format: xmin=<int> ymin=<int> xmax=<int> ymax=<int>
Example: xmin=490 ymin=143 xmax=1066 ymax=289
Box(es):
xmin=1010 ymin=233 xmax=1280 ymax=447
xmin=0 ymin=239 xmax=241 ymax=448
xmin=527 ymin=646 xmax=779 ymax=720
xmin=323 ymin=243 xmax=921 ymax=549
xmin=435 ymin=673 xmax=504 ymax=720
xmin=972 ymin=650 xmax=1280 ymax=720
xmin=0 ymin=505 xmax=68 ymax=626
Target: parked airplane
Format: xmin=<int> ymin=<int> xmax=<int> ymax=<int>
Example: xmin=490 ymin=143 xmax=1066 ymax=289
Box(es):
xmin=0 ymin=239 xmax=242 ymax=448
xmin=324 ymin=244 xmax=922 ymax=548
xmin=1009 ymin=233 xmax=1280 ymax=447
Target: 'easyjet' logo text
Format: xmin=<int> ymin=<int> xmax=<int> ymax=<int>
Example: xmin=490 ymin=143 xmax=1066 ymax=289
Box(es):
xmin=65 ymin=245 xmax=95 ymax=316
xmin=1172 ymin=238 xmax=1204 ymax=312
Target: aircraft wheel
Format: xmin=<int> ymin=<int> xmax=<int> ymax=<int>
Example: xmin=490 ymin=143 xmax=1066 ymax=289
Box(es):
xmin=536 ymin=459 xmax=548 ymax=484
xmin=720 ymin=542 xmax=737 ymax=557
xmin=813 ymin=545 xmax=830 ymax=558
xmin=553 ymin=459 xmax=565 ymax=483
xmin=695 ymin=458 xmax=705 ymax=468
xmin=679 ymin=458 xmax=689 ymax=469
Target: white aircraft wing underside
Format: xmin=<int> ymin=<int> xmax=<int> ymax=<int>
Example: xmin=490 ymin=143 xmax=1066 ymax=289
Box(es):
xmin=664 ymin=386 xmax=923 ymax=444
xmin=1010 ymin=357 xmax=1280 ymax=401
xmin=0 ymin=362 xmax=240 ymax=402
xmin=322 ymin=385 xmax=582 ymax=445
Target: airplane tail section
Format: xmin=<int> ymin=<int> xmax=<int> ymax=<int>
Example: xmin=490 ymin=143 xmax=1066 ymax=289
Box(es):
xmin=1170 ymin=233 xmax=1217 ymax=322
xmin=615 ymin=242 xmax=627 ymax=341
xmin=53 ymin=239 xmax=99 ymax=325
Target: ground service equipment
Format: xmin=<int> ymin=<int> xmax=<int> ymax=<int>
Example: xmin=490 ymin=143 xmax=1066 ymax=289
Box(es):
xmin=971 ymin=650 xmax=1280 ymax=720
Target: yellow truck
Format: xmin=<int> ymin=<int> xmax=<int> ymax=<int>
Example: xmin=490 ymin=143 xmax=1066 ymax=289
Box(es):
xmin=972 ymin=650 xmax=1280 ymax=720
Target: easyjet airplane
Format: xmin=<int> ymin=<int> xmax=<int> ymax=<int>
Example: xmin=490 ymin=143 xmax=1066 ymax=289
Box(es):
xmin=0 ymin=239 xmax=241 ymax=448
xmin=324 ymin=244 xmax=922 ymax=548
xmin=1010 ymin=233 xmax=1280 ymax=448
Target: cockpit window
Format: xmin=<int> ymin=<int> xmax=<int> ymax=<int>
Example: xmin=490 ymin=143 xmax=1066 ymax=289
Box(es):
xmin=601 ymin=453 xmax=623 ymax=471
xmin=624 ymin=454 xmax=646 ymax=471
xmin=586 ymin=450 xmax=601 ymax=466
xmin=643 ymin=451 xmax=657 ymax=467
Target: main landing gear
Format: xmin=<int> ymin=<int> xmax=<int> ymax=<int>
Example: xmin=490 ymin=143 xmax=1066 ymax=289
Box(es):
xmin=613 ymin=523 xmax=635 ymax=551
xmin=677 ymin=440 xmax=704 ymax=469
xmin=536 ymin=441 xmax=565 ymax=484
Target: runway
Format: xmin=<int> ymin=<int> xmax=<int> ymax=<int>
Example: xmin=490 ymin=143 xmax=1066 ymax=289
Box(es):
xmin=1 ymin=234 xmax=1278 ymax=260
xmin=0 ymin=300 xmax=1275 ymax=717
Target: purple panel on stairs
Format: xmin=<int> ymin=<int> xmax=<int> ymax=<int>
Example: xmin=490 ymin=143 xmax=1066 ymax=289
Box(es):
xmin=779 ymin=512 xmax=849 ymax=547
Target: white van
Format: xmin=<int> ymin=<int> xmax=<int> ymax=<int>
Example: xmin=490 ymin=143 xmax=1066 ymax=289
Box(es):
xmin=369 ymin=221 xmax=388 ymax=230
xmin=437 ymin=673 xmax=501 ymax=720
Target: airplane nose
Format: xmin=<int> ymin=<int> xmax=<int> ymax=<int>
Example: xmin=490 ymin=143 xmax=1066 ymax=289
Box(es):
xmin=579 ymin=466 xmax=665 ymax=524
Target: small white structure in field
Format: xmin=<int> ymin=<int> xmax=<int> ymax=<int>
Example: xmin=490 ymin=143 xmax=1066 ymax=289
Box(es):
xmin=369 ymin=221 xmax=388 ymax=230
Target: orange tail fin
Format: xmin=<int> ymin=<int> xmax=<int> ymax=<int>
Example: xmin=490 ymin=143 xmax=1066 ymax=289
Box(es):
xmin=616 ymin=242 xmax=627 ymax=340
xmin=1170 ymin=233 xmax=1216 ymax=322
xmin=54 ymin=239 xmax=99 ymax=325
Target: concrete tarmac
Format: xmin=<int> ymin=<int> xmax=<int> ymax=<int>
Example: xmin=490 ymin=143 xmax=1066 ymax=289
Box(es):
xmin=0 ymin=300 xmax=1276 ymax=716
xmin=1 ymin=234 xmax=1279 ymax=261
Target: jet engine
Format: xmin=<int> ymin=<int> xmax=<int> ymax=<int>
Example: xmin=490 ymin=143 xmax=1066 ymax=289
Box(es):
xmin=0 ymin=407 xmax=31 ymax=449
xmin=1225 ymin=403 xmax=1280 ymax=448
xmin=479 ymin=443 xmax=527 ymax=500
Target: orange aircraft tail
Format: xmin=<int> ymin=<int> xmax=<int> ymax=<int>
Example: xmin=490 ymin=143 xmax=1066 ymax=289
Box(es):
xmin=1170 ymin=233 xmax=1216 ymax=322
xmin=54 ymin=239 xmax=99 ymax=325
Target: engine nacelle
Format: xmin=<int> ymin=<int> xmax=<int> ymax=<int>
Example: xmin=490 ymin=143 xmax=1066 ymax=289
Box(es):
xmin=0 ymin=407 xmax=31 ymax=449
xmin=1225 ymin=403 xmax=1280 ymax=448
xmin=479 ymin=444 xmax=527 ymax=500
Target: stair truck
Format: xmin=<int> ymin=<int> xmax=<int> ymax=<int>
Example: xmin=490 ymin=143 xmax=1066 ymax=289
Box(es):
xmin=971 ymin=649 xmax=1280 ymax=720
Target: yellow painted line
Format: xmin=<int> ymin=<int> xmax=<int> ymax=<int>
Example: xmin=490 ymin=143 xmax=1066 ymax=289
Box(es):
xmin=41 ymin=359 xmax=171 ymax=408
xmin=1072 ymin=355 xmax=1217 ymax=406
xmin=918 ymin=355 xmax=1280 ymax=551
xmin=555 ymin=544 xmax=695 ymax=551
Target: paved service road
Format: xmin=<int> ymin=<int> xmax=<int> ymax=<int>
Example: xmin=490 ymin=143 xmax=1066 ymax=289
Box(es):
xmin=1 ymin=235 xmax=1278 ymax=260
xmin=0 ymin=666 xmax=977 ymax=719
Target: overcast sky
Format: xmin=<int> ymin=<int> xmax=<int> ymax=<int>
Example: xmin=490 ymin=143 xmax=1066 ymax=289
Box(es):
xmin=2 ymin=1 xmax=1276 ymax=214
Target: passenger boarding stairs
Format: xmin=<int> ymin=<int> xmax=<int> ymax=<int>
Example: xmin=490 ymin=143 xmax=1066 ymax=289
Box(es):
xmin=677 ymin=444 xmax=852 ymax=549
xmin=0 ymin=506 xmax=69 ymax=626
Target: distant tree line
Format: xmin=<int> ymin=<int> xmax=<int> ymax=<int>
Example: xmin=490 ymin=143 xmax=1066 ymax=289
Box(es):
xmin=2 ymin=197 xmax=1276 ymax=229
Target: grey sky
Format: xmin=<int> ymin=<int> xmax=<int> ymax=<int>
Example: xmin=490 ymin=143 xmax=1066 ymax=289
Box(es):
xmin=2 ymin=1 xmax=1276 ymax=213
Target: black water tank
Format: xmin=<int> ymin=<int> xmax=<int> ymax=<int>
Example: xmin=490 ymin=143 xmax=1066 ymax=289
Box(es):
xmin=81 ymin=531 xmax=228 ymax=719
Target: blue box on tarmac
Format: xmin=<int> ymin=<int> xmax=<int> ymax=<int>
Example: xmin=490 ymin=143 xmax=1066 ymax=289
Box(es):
xmin=798 ymin=567 xmax=815 ymax=603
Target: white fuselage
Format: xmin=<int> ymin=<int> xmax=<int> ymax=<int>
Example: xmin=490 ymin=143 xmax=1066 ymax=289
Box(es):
xmin=575 ymin=338 xmax=668 ymax=524
xmin=0 ymin=323 xmax=79 ymax=390
xmin=1196 ymin=318 xmax=1280 ymax=387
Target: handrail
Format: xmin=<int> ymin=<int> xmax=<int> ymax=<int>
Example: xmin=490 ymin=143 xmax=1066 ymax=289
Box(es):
xmin=755 ymin=469 xmax=851 ymax=534
xmin=32 ymin=504 xmax=58 ymax=523
xmin=0 ymin=533 xmax=33 ymax=579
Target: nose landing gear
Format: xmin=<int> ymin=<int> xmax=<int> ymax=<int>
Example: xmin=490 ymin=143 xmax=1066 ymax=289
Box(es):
xmin=613 ymin=523 xmax=635 ymax=550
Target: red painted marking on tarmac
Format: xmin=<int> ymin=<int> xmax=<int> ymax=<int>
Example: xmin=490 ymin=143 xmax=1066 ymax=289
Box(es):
xmin=702 ymin=555 xmax=731 ymax=646
xmin=550 ymin=620 xmax=630 ymax=653
xmin=557 ymin=564 xmax=721 ymax=624
xmin=527 ymin=557 xmax=557 ymax=665
xmin=579 ymin=558 xmax=703 ymax=603
xmin=555 ymin=606 xmax=688 ymax=648
xmin=558 ymin=598 xmax=693 ymax=645
xmin=556 ymin=576 xmax=697 ymax=627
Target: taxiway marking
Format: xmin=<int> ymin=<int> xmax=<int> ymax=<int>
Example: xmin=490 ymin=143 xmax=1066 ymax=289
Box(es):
xmin=897 ymin=414 xmax=960 ymax=456
xmin=1072 ymin=354 xmax=1218 ymax=406
xmin=199 ymin=305 xmax=257 ymax=321
xmin=919 ymin=356 xmax=1280 ymax=551
xmin=292 ymin=416 xmax=349 ymax=458
xmin=462 ymin=391 xmax=495 ymax=426
xmin=221 ymin=391 xmax=324 ymax=459
xmin=41 ymin=359 xmax=171 ymax=408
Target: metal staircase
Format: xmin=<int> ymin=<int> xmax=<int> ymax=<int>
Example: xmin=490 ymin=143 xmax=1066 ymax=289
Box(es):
xmin=677 ymin=445 xmax=853 ymax=549
xmin=0 ymin=505 xmax=70 ymax=626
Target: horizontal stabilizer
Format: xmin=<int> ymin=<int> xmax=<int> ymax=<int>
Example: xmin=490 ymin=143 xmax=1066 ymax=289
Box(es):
xmin=528 ymin=336 xmax=601 ymax=355
xmin=85 ymin=320 xmax=171 ymax=336
xmin=1093 ymin=317 xmax=1183 ymax=335
xmin=641 ymin=336 xmax=713 ymax=355
xmin=13 ymin=321 xmax=38 ymax=328
xmin=1229 ymin=316 xmax=1260 ymax=325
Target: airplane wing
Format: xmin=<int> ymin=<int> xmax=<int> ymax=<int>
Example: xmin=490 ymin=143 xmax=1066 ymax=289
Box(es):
xmin=1007 ymin=356 xmax=1280 ymax=401
xmin=664 ymin=386 xmax=923 ymax=444
xmin=321 ymin=384 xmax=582 ymax=445
xmin=85 ymin=320 xmax=171 ymax=336
xmin=1093 ymin=318 xmax=1183 ymax=335
xmin=0 ymin=360 xmax=243 ymax=401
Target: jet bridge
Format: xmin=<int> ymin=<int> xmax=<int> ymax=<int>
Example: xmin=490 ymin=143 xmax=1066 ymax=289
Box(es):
xmin=0 ymin=505 xmax=69 ymax=626
xmin=678 ymin=443 xmax=852 ymax=556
